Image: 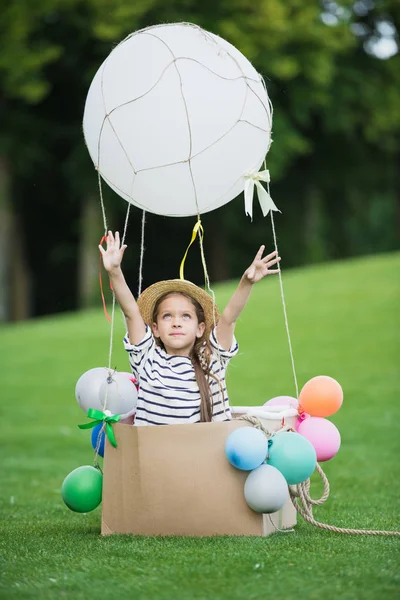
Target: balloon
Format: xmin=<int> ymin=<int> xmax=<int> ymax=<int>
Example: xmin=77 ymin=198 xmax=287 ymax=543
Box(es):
xmin=244 ymin=464 xmax=289 ymax=514
xmin=61 ymin=466 xmax=103 ymax=513
xmin=295 ymin=412 xmax=310 ymax=432
xmin=83 ymin=23 xmax=272 ymax=217
xmin=264 ymin=395 xmax=299 ymax=408
xmin=298 ymin=376 xmax=343 ymax=417
xmin=297 ymin=416 xmax=341 ymax=462
xmin=75 ymin=367 xmax=137 ymax=418
xmin=119 ymin=371 xmax=139 ymax=390
xmin=225 ymin=427 xmax=268 ymax=471
xmin=267 ymin=431 xmax=316 ymax=485
xmin=91 ymin=423 xmax=105 ymax=458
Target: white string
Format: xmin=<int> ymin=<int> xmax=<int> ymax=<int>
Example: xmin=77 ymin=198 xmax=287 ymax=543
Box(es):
xmin=266 ymin=178 xmax=299 ymax=398
xmin=97 ymin=170 xmax=108 ymax=236
xmin=96 ymin=171 xmax=132 ymax=409
xmin=138 ymin=210 xmax=146 ymax=296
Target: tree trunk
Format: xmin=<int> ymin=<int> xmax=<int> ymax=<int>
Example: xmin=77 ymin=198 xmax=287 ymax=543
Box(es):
xmin=78 ymin=193 xmax=104 ymax=308
xmin=10 ymin=210 xmax=32 ymax=321
xmin=0 ymin=157 xmax=32 ymax=321
xmin=304 ymin=184 xmax=328 ymax=264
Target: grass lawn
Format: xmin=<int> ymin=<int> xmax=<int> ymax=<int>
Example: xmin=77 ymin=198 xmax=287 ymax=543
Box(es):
xmin=1 ymin=251 xmax=399 ymax=599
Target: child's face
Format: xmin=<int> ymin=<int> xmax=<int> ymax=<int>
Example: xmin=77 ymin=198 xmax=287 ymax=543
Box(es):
xmin=152 ymin=294 xmax=206 ymax=356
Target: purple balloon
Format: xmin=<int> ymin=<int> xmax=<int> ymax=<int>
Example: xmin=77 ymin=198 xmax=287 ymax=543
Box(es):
xmin=264 ymin=395 xmax=299 ymax=408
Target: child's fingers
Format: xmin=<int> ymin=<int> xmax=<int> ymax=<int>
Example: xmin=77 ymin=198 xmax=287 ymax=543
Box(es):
xmin=254 ymin=245 xmax=265 ymax=261
xmin=268 ymin=269 xmax=280 ymax=274
xmin=98 ymin=245 xmax=105 ymax=255
xmin=115 ymin=231 xmax=121 ymax=246
xmin=267 ymin=256 xmax=281 ymax=267
xmin=262 ymin=249 xmax=278 ymax=262
xmin=107 ymin=230 xmax=115 ymax=245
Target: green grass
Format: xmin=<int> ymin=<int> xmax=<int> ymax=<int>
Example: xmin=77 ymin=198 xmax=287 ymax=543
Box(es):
xmin=1 ymin=252 xmax=399 ymax=599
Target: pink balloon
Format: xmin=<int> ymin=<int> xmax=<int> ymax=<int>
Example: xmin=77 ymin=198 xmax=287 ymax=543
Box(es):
xmin=295 ymin=412 xmax=310 ymax=432
xmin=264 ymin=395 xmax=299 ymax=408
xmin=297 ymin=416 xmax=341 ymax=462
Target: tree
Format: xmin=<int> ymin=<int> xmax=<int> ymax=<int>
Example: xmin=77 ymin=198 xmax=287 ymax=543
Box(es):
xmin=0 ymin=0 xmax=398 ymax=320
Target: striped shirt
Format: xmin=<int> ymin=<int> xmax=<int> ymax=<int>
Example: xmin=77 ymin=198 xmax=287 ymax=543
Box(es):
xmin=124 ymin=326 xmax=239 ymax=426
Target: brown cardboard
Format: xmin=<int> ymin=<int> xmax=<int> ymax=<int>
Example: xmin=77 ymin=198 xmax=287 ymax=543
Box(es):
xmin=102 ymin=419 xmax=297 ymax=536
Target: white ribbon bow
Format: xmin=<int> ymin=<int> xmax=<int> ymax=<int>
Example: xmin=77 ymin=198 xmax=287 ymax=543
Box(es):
xmin=244 ymin=169 xmax=280 ymax=221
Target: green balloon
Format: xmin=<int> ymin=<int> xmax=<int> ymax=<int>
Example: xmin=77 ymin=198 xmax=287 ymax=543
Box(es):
xmin=61 ymin=465 xmax=103 ymax=513
xmin=267 ymin=431 xmax=316 ymax=485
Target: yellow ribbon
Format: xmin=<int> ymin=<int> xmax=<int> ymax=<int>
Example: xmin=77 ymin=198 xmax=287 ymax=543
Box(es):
xmin=179 ymin=219 xmax=207 ymax=283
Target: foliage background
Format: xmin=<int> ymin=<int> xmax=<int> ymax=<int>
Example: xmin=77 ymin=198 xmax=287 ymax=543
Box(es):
xmin=0 ymin=0 xmax=399 ymax=321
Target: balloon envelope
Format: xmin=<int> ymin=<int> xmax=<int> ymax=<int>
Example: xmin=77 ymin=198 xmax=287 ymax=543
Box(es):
xmin=244 ymin=464 xmax=288 ymax=513
xmin=298 ymin=375 xmax=343 ymax=417
xmin=267 ymin=431 xmax=317 ymax=485
xmin=297 ymin=416 xmax=341 ymax=462
xmin=91 ymin=423 xmax=105 ymax=458
xmin=75 ymin=367 xmax=137 ymax=418
xmin=225 ymin=427 xmax=268 ymax=471
xmin=61 ymin=466 xmax=103 ymax=513
xmin=264 ymin=395 xmax=298 ymax=408
xmin=83 ymin=23 xmax=272 ymax=217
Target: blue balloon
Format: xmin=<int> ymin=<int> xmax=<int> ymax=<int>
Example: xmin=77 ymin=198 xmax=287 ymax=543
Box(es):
xmin=91 ymin=423 xmax=105 ymax=458
xmin=225 ymin=427 xmax=269 ymax=471
xmin=267 ymin=431 xmax=316 ymax=485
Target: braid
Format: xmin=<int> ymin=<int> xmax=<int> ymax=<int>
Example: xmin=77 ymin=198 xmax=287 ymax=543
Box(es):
xmin=191 ymin=339 xmax=212 ymax=422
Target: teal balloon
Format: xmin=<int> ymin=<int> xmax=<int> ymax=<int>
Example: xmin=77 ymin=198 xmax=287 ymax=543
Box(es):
xmin=267 ymin=432 xmax=316 ymax=485
xmin=61 ymin=465 xmax=103 ymax=513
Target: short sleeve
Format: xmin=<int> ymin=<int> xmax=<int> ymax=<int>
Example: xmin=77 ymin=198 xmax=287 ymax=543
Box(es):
xmin=209 ymin=326 xmax=239 ymax=364
xmin=123 ymin=325 xmax=154 ymax=379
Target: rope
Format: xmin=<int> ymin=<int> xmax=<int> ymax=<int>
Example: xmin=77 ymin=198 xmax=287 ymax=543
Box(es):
xmin=264 ymin=164 xmax=299 ymax=398
xmin=240 ymin=415 xmax=400 ymax=537
xmin=137 ymin=209 xmax=146 ymax=296
xmin=239 ymin=414 xmax=292 ymax=437
xmin=95 ymin=168 xmax=133 ymax=466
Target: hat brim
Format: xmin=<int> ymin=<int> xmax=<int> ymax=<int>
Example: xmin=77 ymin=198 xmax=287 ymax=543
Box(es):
xmin=136 ymin=279 xmax=219 ymax=338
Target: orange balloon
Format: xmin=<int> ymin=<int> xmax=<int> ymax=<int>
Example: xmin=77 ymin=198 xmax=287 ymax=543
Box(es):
xmin=298 ymin=376 xmax=343 ymax=417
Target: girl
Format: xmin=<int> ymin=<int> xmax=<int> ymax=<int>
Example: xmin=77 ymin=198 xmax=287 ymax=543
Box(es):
xmin=99 ymin=231 xmax=281 ymax=426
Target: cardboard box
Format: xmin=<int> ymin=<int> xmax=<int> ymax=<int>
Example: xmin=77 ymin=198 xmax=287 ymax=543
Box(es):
xmin=102 ymin=417 xmax=297 ymax=536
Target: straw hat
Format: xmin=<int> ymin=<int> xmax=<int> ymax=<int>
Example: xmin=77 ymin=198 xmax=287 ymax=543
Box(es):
xmin=137 ymin=279 xmax=220 ymax=337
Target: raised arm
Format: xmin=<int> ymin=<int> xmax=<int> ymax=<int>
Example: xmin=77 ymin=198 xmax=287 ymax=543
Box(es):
xmin=216 ymin=246 xmax=280 ymax=351
xmin=99 ymin=231 xmax=146 ymax=344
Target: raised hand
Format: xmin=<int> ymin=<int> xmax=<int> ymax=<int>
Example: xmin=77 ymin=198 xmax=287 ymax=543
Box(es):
xmin=244 ymin=246 xmax=281 ymax=284
xmin=99 ymin=231 xmax=127 ymax=273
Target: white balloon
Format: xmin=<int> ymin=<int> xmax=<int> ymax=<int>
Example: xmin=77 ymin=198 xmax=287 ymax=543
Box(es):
xmin=98 ymin=373 xmax=138 ymax=416
xmin=75 ymin=367 xmax=137 ymax=418
xmin=83 ymin=22 xmax=272 ymax=217
xmin=244 ymin=464 xmax=288 ymax=514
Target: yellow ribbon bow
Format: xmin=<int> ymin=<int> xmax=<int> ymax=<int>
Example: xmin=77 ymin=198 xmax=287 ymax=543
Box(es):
xmin=179 ymin=219 xmax=207 ymax=282
xmin=244 ymin=169 xmax=280 ymax=221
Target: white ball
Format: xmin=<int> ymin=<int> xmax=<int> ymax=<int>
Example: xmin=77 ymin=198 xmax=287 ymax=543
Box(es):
xmin=83 ymin=22 xmax=272 ymax=217
xmin=75 ymin=368 xmax=137 ymax=418
xmin=244 ymin=464 xmax=289 ymax=514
